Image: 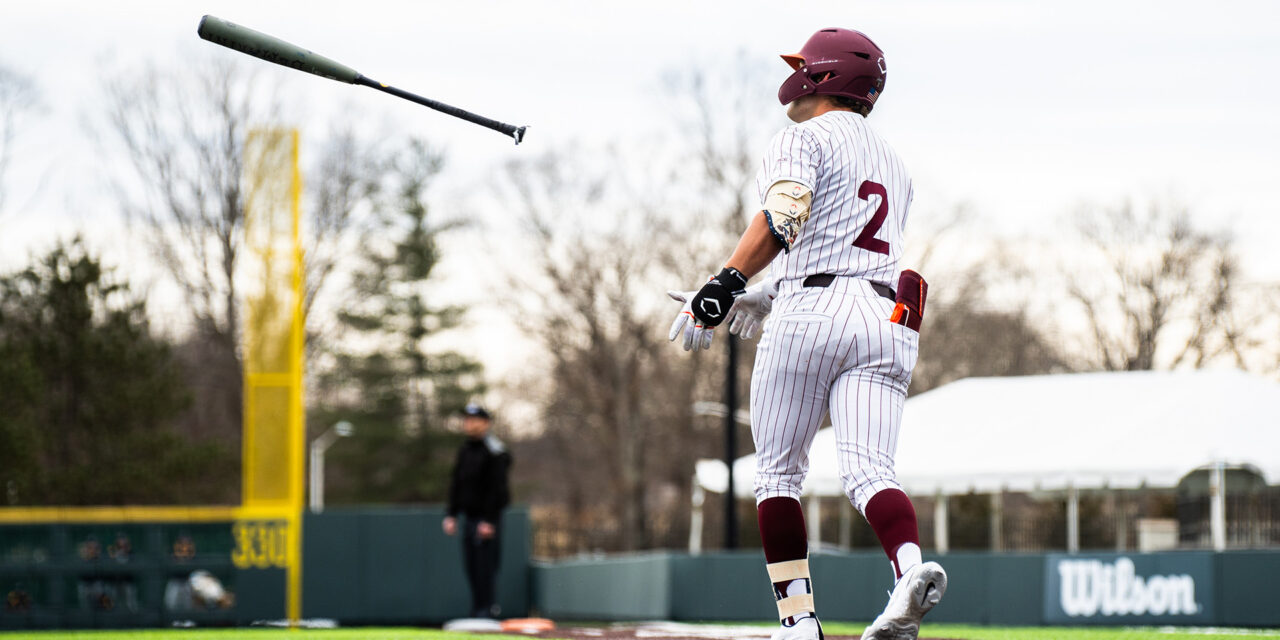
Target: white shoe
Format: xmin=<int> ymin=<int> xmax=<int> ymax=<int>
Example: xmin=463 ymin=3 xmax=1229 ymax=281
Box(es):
xmin=859 ymin=561 xmax=947 ymax=640
xmin=770 ymin=615 xmax=823 ymax=640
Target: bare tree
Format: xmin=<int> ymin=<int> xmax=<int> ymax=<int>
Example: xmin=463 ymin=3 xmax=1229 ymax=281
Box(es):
xmin=304 ymin=124 xmax=382 ymax=316
xmin=660 ymin=59 xmax=776 ymax=271
xmin=902 ymin=206 xmax=1070 ymax=393
xmin=910 ymin=265 xmax=1070 ymax=394
xmin=501 ymin=63 xmax=777 ymax=554
xmin=1063 ymin=201 xmax=1239 ymax=371
xmin=301 ymin=124 xmax=386 ymax=362
xmin=1262 ymin=284 xmax=1280 ymax=376
xmin=102 ymin=58 xmax=268 ymax=442
xmin=100 ymin=58 xmax=379 ymax=444
xmin=0 ymin=61 xmax=39 ymax=216
xmin=498 ymin=145 xmax=730 ymax=552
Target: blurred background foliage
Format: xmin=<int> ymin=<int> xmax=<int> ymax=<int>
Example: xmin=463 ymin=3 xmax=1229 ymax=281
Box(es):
xmin=1 ymin=53 xmax=1277 ymax=556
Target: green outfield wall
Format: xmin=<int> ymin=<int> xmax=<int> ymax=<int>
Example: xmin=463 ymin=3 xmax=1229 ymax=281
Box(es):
xmin=0 ymin=519 xmax=287 ymax=629
xmin=302 ymin=506 xmax=531 ymax=624
xmin=6 ymin=512 xmax=1277 ymax=629
xmin=531 ymin=549 xmax=1280 ymax=628
xmin=0 ymin=506 xmax=529 ymax=629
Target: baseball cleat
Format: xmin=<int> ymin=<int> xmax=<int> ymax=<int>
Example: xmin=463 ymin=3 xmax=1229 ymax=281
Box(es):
xmin=770 ymin=615 xmax=823 ymax=640
xmin=859 ymin=561 xmax=947 ymax=640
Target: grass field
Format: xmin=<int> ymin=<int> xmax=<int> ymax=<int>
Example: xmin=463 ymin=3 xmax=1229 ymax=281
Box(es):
xmin=1 ymin=625 xmax=1278 ymax=640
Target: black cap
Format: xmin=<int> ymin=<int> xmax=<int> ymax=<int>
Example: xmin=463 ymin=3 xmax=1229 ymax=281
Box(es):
xmin=462 ymin=403 xmax=491 ymax=420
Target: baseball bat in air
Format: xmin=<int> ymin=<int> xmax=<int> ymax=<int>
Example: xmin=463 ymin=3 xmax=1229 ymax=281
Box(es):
xmin=197 ymin=15 xmax=528 ymax=145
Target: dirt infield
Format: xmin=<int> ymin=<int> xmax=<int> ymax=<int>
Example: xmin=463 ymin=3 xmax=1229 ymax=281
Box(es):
xmin=520 ymin=622 xmax=956 ymax=640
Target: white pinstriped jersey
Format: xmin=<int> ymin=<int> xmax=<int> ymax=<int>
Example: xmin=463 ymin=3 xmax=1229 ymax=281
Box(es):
xmin=755 ymin=111 xmax=912 ymax=287
xmin=748 ymin=109 xmax=920 ymax=516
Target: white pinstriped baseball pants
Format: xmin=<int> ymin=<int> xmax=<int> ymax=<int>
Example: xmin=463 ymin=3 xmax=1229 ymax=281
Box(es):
xmin=750 ymin=276 xmax=919 ymax=514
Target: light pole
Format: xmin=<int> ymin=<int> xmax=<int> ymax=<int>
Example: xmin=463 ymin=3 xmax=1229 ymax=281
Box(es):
xmin=693 ymin=387 xmax=751 ymax=550
xmin=309 ymin=421 xmax=354 ymax=512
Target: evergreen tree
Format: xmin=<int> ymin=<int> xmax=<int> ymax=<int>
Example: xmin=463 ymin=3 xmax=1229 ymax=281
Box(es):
xmin=314 ymin=141 xmax=483 ymax=504
xmin=0 ymin=238 xmax=234 ymax=505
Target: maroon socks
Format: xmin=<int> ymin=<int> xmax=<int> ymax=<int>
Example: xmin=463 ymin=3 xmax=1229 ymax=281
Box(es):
xmin=758 ymin=497 xmax=814 ymax=625
xmin=759 ymin=489 xmax=924 ymax=623
xmin=758 ymin=496 xmax=808 ymax=563
xmin=864 ymin=488 xmax=922 ymax=578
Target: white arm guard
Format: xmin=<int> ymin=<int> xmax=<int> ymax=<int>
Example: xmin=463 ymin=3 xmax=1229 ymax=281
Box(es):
xmin=762 ymin=180 xmax=813 ymax=251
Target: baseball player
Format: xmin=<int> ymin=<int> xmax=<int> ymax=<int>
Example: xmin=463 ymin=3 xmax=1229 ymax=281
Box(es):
xmin=668 ymin=28 xmax=944 ymax=640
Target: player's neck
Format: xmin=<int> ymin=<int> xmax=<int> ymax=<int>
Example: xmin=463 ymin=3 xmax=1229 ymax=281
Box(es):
xmin=789 ymin=97 xmax=858 ymax=123
xmin=809 ymin=103 xmax=856 ymax=120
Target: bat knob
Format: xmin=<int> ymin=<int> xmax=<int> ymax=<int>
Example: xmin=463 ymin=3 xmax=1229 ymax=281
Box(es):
xmin=512 ymin=126 xmax=529 ymax=145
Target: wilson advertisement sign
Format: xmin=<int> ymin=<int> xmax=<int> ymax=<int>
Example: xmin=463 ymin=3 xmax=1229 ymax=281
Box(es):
xmin=1043 ymin=553 xmax=1214 ymax=624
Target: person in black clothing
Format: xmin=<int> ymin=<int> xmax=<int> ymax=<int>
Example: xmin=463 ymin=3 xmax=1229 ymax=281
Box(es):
xmin=442 ymin=403 xmax=511 ymax=619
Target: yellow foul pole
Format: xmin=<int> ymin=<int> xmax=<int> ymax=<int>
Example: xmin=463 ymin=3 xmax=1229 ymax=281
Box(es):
xmin=242 ymin=128 xmax=305 ymax=626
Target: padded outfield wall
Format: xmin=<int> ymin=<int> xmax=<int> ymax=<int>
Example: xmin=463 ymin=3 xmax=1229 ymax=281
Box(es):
xmin=301 ymin=507 xmax=531 ymax=624
xmin=6 ymin=511 xmax=1274 ymax=628
xmin=0 ymin=506 xmax=531 ymax=629
xmin=533 ymin=549 xmax=1280 ymax=628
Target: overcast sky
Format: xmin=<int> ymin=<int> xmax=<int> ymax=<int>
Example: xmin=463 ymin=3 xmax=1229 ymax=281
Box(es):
xmin=1 ymin=0 xmax=1278 ymax=378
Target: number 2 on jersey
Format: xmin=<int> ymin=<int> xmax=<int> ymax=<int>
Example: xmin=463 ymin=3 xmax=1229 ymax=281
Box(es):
xmin=852 ymin=180 xmax=890 ymax=255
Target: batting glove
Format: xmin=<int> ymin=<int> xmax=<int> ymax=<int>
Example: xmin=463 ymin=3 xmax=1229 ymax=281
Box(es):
xmin=726 ymin=280 xmax=777 ymax=340
xmin=667 ymin=290 xmax=715 ymax=351
xmin=690 ymin=267 xmax=748 ymax=327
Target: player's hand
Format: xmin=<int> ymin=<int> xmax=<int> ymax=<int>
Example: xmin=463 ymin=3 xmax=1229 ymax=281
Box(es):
xmin=668 ymin=290 xmax=715 ymax=351
xmin=476 ymin=521 xmax=496 ymax=539
xmin=726 ymin=280 xmax=778 ymax=340
xmin=690 ymin=267 xmax=749 ymax=326
xmin=442 ymin=516 xmax=457 ymax=536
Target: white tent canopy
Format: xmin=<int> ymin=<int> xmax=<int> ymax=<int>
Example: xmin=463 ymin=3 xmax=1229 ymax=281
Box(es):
xmin=691 ymin=370 xmax=1280 ymax=553
xmin=696 ymin=370 xmax=1280 ymax=499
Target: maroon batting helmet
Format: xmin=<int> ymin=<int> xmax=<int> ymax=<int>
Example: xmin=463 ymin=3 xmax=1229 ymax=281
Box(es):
xmin=778 ymin=28 xmax=887 ymax=113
